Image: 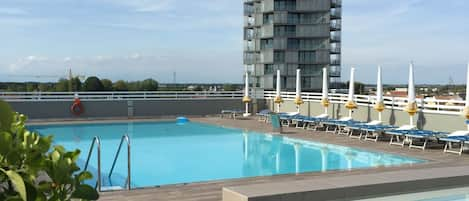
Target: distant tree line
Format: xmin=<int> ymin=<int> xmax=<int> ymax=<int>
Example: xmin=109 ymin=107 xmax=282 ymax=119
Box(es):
xmin=0 ymin=77 xmax=159 ymax=92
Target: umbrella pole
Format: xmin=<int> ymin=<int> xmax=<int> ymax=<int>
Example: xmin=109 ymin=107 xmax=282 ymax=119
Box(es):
xmin=348 ymin=109 xmax=352 ymax=118
xmin=245 ymin=103 xmax=249 ymax=116
xmin=378 ymin=112 xmax=382 ymax=122
xmin=277 ymin=103 xmax=280 ymax=113
xmin=409 ymin=115 xmax=414 ymax=127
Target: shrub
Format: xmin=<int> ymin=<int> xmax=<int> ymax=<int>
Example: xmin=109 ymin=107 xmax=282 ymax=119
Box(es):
xmin=0 ymin=100 xmax=99 ymax=201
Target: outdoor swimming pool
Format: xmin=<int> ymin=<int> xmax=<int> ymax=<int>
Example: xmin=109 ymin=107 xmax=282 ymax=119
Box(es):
xmin=29 ymin=121 xmax=424 ymax=189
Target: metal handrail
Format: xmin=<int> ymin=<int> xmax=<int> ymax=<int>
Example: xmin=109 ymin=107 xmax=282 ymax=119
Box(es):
xmin=108 ymin=134 xmax=131 ymax=190
xmin=84 ymin=136 xmax=101 ymax=192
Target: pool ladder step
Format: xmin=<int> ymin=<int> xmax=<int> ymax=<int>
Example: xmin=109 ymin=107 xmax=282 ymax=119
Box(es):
xmin=84 ymin=134 xmax=131 ymax=192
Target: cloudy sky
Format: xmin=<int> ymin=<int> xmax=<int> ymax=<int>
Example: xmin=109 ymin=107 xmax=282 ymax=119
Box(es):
xmin=0 ymin=0 xmax=468 ymax=84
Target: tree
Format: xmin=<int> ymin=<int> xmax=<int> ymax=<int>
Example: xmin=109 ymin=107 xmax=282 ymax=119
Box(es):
xmin=0 ymin=100 xmax=99 ymax=201
xmin=223 ymin=84 xmax=237 ymax=91
xmin=193 ymin=86 xmax=203 ymax=91
xmin=70 ymin=77 xmax=82 ymax=92
xmin=38 ymin=83 xmax=51 ymax=92
xmin=101 ymin=79 xmax=113 ymax=91
xmin=26 ymin=83 xmax=38 ymax=92
xmin=113 ymin=80 xmax=128 ymax=91
xmin=345 ymin=81 xmax=366 ymax=95
xmin=55 ymin=79 xmax=69 ymax=92
xmin=83 ymin=76 xmax=104 ymax=91
xmin=355 ymin=82 xmax=366 ymax=95
xmin=140 ymin=79 xmax=158 ymax=91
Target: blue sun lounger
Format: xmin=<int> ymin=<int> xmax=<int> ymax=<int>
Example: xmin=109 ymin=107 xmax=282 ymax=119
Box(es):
xmin=299 ymin=114 xmax=329 ymax=130
xmin=440 ymin=132 xmax=469 ymax=155
xmin=347 ymin=124 xmax=397 ymax=141
xmin=279 ymin=112 xmax=300 ymax=126
xmin=220 ymin=109 xmax=244 ymax=119
xmin=256 ymin=109 xmax=272 ymax=122
xmin=404 ymin=130 xmax=448 ymax=150
xmin=385 ymin=125 xmax=417 ymax=147
xmin=344 ymin=120 xmax=382 ymax=138
xmin=322 ymin=118 xmax=359 ymax=134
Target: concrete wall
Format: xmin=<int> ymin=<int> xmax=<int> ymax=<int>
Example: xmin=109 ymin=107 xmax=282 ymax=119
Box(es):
xmin=266 ymin=100 xmax=467 ymax=132
xmin=9 ymin=99 xmax=255 ymax=120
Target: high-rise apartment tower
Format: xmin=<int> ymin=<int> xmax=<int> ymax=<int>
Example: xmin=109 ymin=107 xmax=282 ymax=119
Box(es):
xmin=243 ymin=0 xmax=342 ymax=91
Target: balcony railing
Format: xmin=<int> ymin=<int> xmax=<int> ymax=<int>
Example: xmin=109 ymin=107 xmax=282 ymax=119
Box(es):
xmin=331 ymin=59 xmax=341 ymax=65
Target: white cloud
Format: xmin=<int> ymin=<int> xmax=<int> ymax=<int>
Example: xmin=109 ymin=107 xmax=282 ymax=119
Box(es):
xmin=6 ymin=52 xmax=243 ymax=83
xmin=9 ymin=56 xmax=49 ymax=72
xmin=0 ymin=7 xmax=28 ymax=15
xmin=100 ymin=0 xmax=174 ymax=13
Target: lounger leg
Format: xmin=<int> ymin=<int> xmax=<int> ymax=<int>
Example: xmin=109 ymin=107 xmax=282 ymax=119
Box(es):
xmin=390 ymin=135 xmax=405 ymax=147
xmin=460 ymin=143 xmax=464 ymax=155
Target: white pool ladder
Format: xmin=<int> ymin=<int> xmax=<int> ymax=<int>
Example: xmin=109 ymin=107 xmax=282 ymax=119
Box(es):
xmin=84 ymin=136 xmax=102 ymax=192
xmin=108 ymin=134 xmax=131 ymax=190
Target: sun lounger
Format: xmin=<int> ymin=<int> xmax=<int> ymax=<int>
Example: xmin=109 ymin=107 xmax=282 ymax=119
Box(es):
xmin=346 ymin=120 xmax=383 ymax=139
xmin=279 ymin=112 xmax=300 ymax=127
xmin=321 ymin=117 xmax=354 ymax=134
xmin=294 ymin=113 xmax=329 ymax=129
xmin=256 ymin=109 xmax=272 ymax=123
xmin=439 ymin=131 xmax=469 ymax=155
xmin=385 ymin=125 xmax=416 ymax=147
xmin=404 ymin=130 xmax=448 ymax=150
xmin=220 ymin=109 xmax=244 ymax=119
xmin=362 ymin=125 xmax=397 ymax=142
xmin=303 ymin=114 xmax=329 ymax=130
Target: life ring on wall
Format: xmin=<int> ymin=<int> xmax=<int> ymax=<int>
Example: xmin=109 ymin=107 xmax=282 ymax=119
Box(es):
xmin=71 ymin=98 xmax=84 ymax=116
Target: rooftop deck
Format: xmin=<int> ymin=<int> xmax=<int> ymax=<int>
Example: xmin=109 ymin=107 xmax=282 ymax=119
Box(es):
xmin=91 ymin=117 xmax=469 ymax=201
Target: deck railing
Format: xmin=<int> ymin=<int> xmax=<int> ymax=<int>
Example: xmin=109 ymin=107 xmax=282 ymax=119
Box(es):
xmin=1 ymin=90 xmax=465 ymax=115
xmin=264 ymin=91 xmax=465 ymax=116
xmin=0 ymin=91 xmax=244 ymax=102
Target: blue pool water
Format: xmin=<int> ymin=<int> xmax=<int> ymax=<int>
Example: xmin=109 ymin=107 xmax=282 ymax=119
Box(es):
xmin=29 ymin=121 xmax=424 ymax=188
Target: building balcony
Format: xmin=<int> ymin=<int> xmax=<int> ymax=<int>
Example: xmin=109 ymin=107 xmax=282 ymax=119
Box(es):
xmin=330 ymin=47 xmax=341 ymax=54
xmin=329 ymin=65 xmax=341 ymax=77
xmin=331 ymin=35 xmax=341 ymax=42
xmin=331 ymin=8 xmax=341 ymax=19
xmin=244 ymin=0 xmax=259 ymax=3
xmin=330 ymin=21 xmax=341 ymax=31
xmin=331 ymin=59 xmax=341 ymax=65
xmin=331 ymin=0 xmax=342 ymax=8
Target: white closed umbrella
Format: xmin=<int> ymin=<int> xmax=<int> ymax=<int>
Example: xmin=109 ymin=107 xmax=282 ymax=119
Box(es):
xmin=274 ymin=69 xmax=283 ymax=112
xmin=463 ymin=63 xmax=469 ymax=130
xmin=405 ymin=63 xmax=417 ymax=126
xmin=294 ymin=69 xmax=304 ymax=112
xmin=374 ymin=66 xmax=385 ymax=121
xmin=242 ymin=71 xmax=251 ymax=116
xmin=345 ymin=67 xmax=357 ymax=118
xmin=321 ymin=68 xmax=330 ymax=115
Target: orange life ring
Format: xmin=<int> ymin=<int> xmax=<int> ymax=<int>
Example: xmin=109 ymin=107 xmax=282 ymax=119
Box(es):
xmin=71 ymin=98 xmax=84 ymax=115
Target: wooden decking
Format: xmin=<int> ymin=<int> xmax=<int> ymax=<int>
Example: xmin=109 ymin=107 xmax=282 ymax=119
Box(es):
xmin=92 ymin=117 xmax=468 ymax=201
